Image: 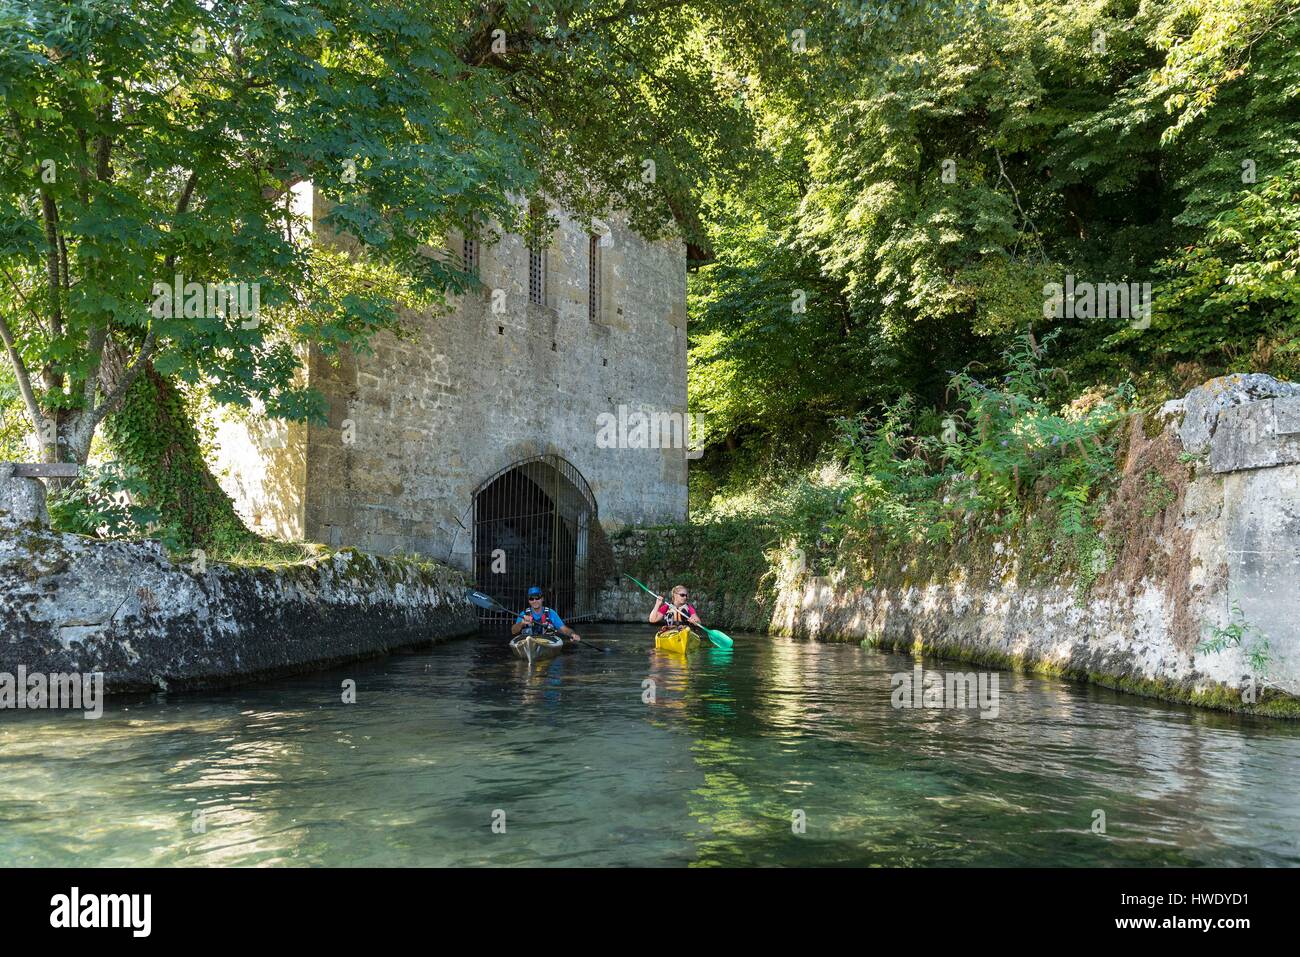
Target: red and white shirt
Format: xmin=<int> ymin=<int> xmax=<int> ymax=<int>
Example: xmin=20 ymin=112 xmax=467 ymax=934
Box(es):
xmin=657 ymin=603 xmax=697 ymax=625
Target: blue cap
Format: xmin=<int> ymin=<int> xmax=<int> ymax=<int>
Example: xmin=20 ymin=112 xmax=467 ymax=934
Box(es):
xmin=527 ymin=586 xmax=543 ymax=597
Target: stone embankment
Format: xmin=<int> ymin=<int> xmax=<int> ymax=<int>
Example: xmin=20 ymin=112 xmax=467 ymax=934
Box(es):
xmin=1 ymin=472 xmax=476 ymax=693
xmin=598 ymin=375 xmax=1300 ymax=717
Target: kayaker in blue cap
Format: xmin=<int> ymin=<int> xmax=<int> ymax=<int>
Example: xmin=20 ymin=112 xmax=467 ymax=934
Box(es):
xmin=511 ymin=586 xmax=582 ymax=643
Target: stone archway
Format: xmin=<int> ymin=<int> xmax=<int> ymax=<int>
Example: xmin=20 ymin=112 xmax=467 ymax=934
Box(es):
xmin=471 ymin=454 xmax=597 ymax=624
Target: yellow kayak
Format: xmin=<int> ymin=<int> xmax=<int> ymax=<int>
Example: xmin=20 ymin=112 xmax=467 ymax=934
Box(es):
xmin=655 ymin=626 xmax=700 ymax=654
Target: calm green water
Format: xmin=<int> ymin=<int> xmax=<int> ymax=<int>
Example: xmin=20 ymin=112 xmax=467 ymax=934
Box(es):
xmin=2 ymin=624 xmax=1298 ymax=867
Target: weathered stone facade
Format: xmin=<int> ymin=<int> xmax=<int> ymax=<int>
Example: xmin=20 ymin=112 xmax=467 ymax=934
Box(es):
xmin=215 ymin=187 xmax=689 ymax=568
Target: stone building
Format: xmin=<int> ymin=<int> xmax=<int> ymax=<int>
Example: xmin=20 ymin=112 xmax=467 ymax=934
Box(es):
xmin=213 ymin=186 xmax=690 ymax=621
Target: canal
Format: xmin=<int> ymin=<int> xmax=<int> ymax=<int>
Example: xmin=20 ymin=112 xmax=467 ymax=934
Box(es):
xmin=2 ymin=624 xmax=1297 ymax=866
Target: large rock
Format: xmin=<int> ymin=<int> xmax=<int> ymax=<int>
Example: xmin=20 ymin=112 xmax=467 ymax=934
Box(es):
xmin=0 ymin=463 xmax=49 ymax=528
xmin=1178 ymin=374 xmax=1300 ymax=455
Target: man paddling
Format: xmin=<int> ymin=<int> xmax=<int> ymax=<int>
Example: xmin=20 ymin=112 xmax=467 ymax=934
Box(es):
xmin=512 ymin=586 xmax=583 ymax=644
xmin=649 ymin=585 xmax=702 ymax=630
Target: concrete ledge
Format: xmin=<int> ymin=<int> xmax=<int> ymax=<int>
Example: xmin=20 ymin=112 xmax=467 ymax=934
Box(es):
xmin=0 ymin=530 xmax=478 ymax=693
xmin=1211 ymin=397 xmax=1300 ymax=472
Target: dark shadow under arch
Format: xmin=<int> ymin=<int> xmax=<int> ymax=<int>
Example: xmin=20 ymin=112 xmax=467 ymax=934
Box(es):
xmin=471 ymin=454 xmax=597 ymax=624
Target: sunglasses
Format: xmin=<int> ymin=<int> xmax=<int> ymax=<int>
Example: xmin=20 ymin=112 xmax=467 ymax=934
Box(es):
xmin=674 ymin=593 xmax=689 ymax=599
xmin=528 ymin=595 xmax=544 ymax=601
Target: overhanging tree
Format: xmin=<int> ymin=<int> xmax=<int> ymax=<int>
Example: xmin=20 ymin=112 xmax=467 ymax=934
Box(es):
xmin=0 ymin=0 xmax=531 ymax=470
xmin=0 ymin=0 xmax=759 ymax=548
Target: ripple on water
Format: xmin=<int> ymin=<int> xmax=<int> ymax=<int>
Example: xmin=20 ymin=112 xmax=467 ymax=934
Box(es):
xmin=1 ymin=626 xmax=1298 ymax=867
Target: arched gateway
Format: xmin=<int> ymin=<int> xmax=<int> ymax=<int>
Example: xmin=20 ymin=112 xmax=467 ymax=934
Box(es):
xmin=470 ymin=455 xmax=597 ymax=625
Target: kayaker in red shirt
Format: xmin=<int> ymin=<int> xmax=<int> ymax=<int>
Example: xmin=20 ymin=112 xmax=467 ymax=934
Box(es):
xmin=649 ymin=585 xmax=702 ymax=630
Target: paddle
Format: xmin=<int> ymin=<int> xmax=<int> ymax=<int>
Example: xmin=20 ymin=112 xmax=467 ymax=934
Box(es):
xmin=621 ymin=574 xmax=734 ymax=649
xmin=465 ymin=589 xmax=607 ymax=652
xmin=467 ymin=589 xmax=512 ymax=614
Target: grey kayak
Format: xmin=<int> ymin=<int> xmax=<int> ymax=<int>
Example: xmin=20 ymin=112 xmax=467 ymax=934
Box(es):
xmin=510 ymin=634 xmax=565 ymax=665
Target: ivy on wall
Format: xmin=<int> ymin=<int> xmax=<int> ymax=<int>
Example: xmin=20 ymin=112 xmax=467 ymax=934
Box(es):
xmin=101 ymin=364 xmax=254 ymax=554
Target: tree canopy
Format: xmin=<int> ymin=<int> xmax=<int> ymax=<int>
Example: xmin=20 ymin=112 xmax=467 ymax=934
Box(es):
xmin=2 ymin=0 xmax=1296 ymax=544
xmin=0 ymin=0 xmax=755 ymax=469
xmin=688 ymin=0 xmax=1300 ymax=479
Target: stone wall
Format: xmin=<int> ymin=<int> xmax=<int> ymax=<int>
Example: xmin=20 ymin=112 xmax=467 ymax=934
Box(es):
xmin=0 ymin=529 xmax=477 ymax=693
xmin=596 ymin=526 xmax=777 ymax=632
xmin=210 ymin=400 xmax=308 ymax=542
xmin=597 ymin=375 xmax=1300 ymax=716
xmin=216 ymin=188 xmax=689 ymax=566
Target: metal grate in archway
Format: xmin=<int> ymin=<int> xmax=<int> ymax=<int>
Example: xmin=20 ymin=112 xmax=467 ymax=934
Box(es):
xmin=470 ymin=454 xmax=597 ymax=625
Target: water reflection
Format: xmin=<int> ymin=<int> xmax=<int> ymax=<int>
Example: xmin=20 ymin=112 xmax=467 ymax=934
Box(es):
xmin=1 ymin=626 xmax=1298 ymax=867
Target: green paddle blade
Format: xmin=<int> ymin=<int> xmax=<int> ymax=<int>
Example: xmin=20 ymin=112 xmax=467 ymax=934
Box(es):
xmin=685 ymin=621 xmax=732 ymax=649
xmin=701 ymin=626 xmax=733 ymax=649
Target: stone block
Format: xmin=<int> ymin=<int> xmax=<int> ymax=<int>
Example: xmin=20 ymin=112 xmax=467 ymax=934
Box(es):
xmin=1211 ymin=397 xmax=1300 ymax=473
xmin=0 ymin=463 xmax=50 ymax=528
xmin=1182 ymin=476 xmax=1223 ymax=522
xmin=1180 ymin=373 xmax=1300 ymax=455
xmin=1222 ymin=465 xmax=1300 ymax=687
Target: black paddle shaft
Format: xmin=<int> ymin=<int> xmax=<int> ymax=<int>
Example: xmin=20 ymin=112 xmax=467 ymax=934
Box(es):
xmin=466 ymin=589 xmax=607 ymax=653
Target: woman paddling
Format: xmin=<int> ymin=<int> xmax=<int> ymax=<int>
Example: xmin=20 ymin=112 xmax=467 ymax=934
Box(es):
xmin=649 ymin=585 xmax=702 ymax=632
xmin=623 ymin=573 xmax=733 ymax=649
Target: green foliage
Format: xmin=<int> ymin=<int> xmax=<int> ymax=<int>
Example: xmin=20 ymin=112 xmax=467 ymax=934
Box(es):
xmin=950 ymin=334 xmax=1129 ymax=550
xmin=828 ymin=333 xmax=1127 ymax=582
xmin=690 ymin=333 xmax=1130 ymax=598
xmin=1198 ymin=600 xmax=1273 ymax=677
xmin=101 ymin=365 xmax=254 ymax=553
xmin=833 ymin=398 xmax=954 ymax=548
xmin=687 ymin=121 xmax=869 ymax=455
xmin=692 ymin=0 xmax=1300 ymax=485
xmin=1 ymin=0 xmax=756 ymax=481
xmin=1 ymin=0 xmax=517 ymax=462
xmin=1143 ymin=158 xmax=1300 ymax=367
xmin=694 ymin=466 xmax=853 ymax=580
xmin=47 ymin=461 xmax=178 ymax=546
xmin=1141 ymin=470 xmax=1177 ymax=517
xmin=2 ymin=0 xmax=760 ymax=546
xmin=0 ymin=361 xmax=27 ymax=460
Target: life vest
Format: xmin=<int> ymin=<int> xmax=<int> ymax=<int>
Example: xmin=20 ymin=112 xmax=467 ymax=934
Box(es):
xmin=661 ymin=602 xmax=695 ymax=626
xmin=521 ymin=607 xmax=558 ymax=634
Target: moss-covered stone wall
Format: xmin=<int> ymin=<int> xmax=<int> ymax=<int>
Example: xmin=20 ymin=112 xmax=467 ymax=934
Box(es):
xmin=0 ymin=530 xmax=477 ymax=693
xmin=598 ymin=378 xmax=1300 ymax=719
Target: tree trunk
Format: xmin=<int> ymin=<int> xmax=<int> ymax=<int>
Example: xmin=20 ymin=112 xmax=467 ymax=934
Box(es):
xmin=100 ymin=360 xmax=255 ymax=552
xmin=61 ymin=410 xmax=97 ymax=466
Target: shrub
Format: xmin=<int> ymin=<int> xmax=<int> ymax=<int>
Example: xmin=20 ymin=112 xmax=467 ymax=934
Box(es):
xmin=47 ymin=462 xmax=181 ymax=549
